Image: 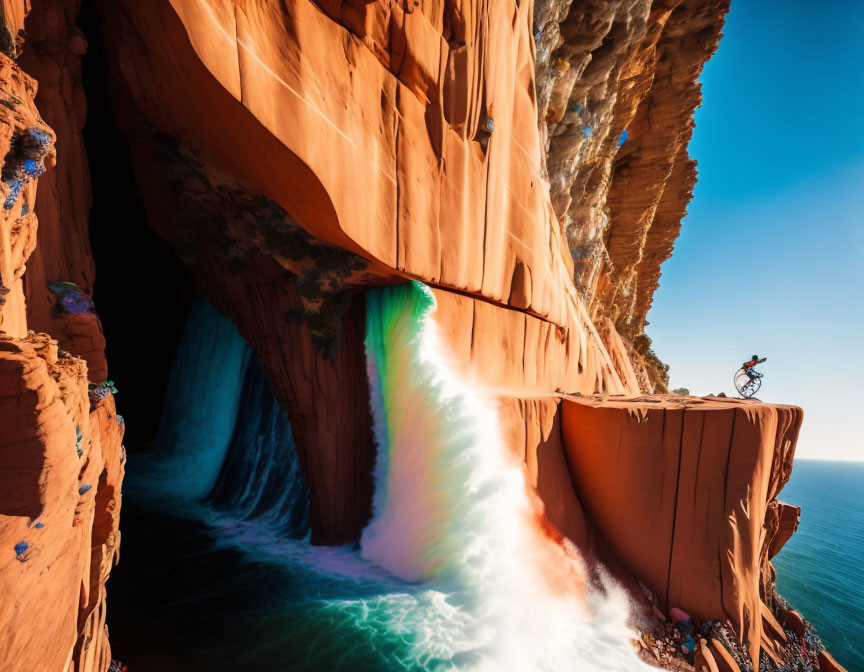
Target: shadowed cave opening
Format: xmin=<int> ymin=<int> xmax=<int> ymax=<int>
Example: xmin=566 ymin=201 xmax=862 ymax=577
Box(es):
xmin=79 ymin=1 xmax=198 ymax=453
xmin=74 ymin=7 xmax=378 ymax=669
xmin=75 ymin=6 xmax=308 ymax=665
xmin=101 ymin=298 xmax=316 ymax=671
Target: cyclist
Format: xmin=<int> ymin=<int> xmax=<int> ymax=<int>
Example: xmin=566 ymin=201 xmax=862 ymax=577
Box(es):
xmin=742 ymin=355 xmax=766 ymax=381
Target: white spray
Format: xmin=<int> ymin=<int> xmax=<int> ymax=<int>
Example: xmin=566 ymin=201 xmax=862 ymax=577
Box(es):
xmin=361 ymin=282 xmax=654 ymax=671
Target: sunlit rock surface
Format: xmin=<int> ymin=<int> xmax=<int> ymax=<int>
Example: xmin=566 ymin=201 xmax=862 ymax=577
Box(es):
xmin=562 ymin=394 xmax=802 ymax=669
xmin=0 ymin=335 xmax=124 ymax=672
xmin=535 ymin=0 xmax=729 ymax=347
xmin=0 ymin=3 xmax=123 ymax=670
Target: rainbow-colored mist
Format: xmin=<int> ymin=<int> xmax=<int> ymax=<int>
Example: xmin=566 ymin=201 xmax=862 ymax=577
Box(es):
xmin=361 ymin=281 xmax=653 ymax=671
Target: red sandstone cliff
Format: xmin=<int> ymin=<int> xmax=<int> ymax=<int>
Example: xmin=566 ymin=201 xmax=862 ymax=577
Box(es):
xmin=0 ymin=2 xmax=123 ymax=670
xmin=0 ymin=336 xmax=124 ymax=672
xmin=0 ymin=1 xmax=846 ymax=671
xmin=561 ymin=395 xmax=802 ymax=669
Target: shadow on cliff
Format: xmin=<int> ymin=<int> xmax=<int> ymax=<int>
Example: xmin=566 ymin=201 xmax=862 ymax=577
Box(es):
xmin=79 ymin=1 xmax=198 ymax=453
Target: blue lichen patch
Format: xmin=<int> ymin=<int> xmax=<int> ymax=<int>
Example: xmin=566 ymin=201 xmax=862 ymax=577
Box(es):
xmin=2 ymin=127 xmax=53 ymax=209
xmin=48 ymin=281 xmax=96 ymax=316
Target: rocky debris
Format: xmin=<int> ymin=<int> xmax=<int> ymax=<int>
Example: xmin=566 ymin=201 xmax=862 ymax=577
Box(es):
xmin=1 ymin=127 xmax=51 ymax=208
xmin=89 ymin=379 xmax=118 ymax=404
xmin=47 ymin=281 xmax=96 ymax=315
xmin=634 ymin=604 xmax=843 ymax=672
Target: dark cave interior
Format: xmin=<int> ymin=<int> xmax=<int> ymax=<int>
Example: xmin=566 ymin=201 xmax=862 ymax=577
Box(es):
xmin=79 ymin=1 xmax=198 ymax=452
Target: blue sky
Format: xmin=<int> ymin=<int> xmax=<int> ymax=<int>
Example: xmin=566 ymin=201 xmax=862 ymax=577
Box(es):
xmin=646 ymin=0 xmax=864 ymax=461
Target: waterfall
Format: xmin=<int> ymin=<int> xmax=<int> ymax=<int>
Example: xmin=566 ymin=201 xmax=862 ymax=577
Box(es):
xmin=153 ymin=298 xmax=253 ymax=499
xmin=208 ymin=355 xmax=309 ymax=537
xmin=361 ymin=281 xmax=653 ymax=671
xmin=150 ymin=299 xmax=309 ymax=540
xmin=134 ymin=287 xmax=653 ymax=670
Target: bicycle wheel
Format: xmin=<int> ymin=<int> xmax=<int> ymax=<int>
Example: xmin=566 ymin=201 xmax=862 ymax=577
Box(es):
xmin=734 ymin=368 xmax=749 ymax=394
xmin=734 ymin=368 xmax=761 ymax=398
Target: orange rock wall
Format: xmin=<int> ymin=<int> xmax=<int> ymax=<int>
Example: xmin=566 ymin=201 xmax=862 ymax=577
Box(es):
xmin=0 ymin=0 xmax=107 ymax=379
xmin=19 ymin=0 xmax=108 ymax=383
xmin=94 ymin=0 xmax=645 ymax=549
xmin=0 ymin=335 xmax=124 ymax=672
xmin=0 ymin=54 xmax=54 ymax=337
xmin=117 ymin=0 xmax=579 ymax=326
xmin=0 ymin=3 xmax=123 ymax=671
xmin=430 ymin=287 xmax=630 ymax=398
xmin=604 ymin=0 xmax=729 ymax=341
xmin=561 ymin=395 xmax=803 ymax=668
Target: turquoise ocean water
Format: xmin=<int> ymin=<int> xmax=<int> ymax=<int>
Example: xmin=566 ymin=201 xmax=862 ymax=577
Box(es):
xmin=773 ymin=459 xmax=864 ymax=671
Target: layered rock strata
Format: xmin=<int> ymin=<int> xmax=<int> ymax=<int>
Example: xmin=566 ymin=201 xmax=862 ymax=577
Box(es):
xmin=535 ymin=0 xmax=730 ymax=351
xmin=0 ymin=335 xmax=124 ymax=672
xmin=19 ymin=0 xmax=108 ymax=382
xmin=0 ymin=3 xmax=123 ymax=670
